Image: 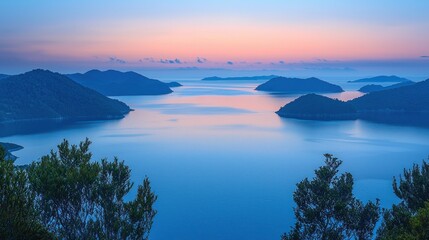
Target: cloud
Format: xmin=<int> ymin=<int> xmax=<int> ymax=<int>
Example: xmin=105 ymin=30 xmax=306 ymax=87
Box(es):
xmin=226 ymin=61 xmax=234 ymax=65
xmin=278 ymin=60 xmax=285 ymax=64
xmin=159 ymin=58 xmax=182 ymax=64
xmin=421 ymin=56 xmax=429 ymax=58
xmin=109 ymin=57 xmax=126 ymax=64
xmin=197 ymin=57 xmax=207 ymax=63
xmin=140 ymin=57 xmax=155 ymax=63
xmin=303 ymin=66 xmax=355 ymax=72
xmin=315 ymin=58 xmax=328 ymax=62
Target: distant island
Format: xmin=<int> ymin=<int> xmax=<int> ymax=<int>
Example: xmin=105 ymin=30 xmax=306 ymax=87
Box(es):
xmin=0 ymin=142 xmax=24 ymax=161
xmin=202 ymin=75 xmax=279 ymax=81
xmin=255 ymin=77 xmax=344 ymax=93
xmin=358 ymin=81 xmax=415 ymax=93
xmin=348 ymin=75 xmax=410 ymax=83
xmin=0 ymin=69 xmax=130 ymax=123
xmin=67 ymin=70 xmax=173 ymax=96
xmin=167 ymin=81 xmax=182 ymax=87
xmin=277 ymin=80 xmax=429 ymax=125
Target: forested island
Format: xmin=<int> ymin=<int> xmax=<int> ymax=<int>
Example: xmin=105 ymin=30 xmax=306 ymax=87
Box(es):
xmin=276 ymin=94 xmax=357 ymax=120
xmin=0 ymin=69 xmax=130 ymax=123
xmin=255 ymin=77 xmax=343 ymax=93
xmin=348 ymin=75 xmax=410 ymax=83
xmin=68 ymin=70 xmax=173 ymax=96
xmin=358 ymin=81 xmax=414 ymax=93
xmin=277 ymin=79 xmax=429 ymax=125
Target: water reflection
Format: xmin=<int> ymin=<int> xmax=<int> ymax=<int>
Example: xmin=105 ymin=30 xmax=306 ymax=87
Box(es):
xmin=1 ymin=80 xmax=429 ymax=240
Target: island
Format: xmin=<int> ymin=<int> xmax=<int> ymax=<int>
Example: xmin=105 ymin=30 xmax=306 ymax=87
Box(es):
xmin=202 ymin=75 xmax=279 ymax=81
xmin=67 ymin=69 xmax=173 ymax=96
xmin=255 ymin=77 xmax=344 ymax=93
xmin=0 ymin=142 xmax=24 ymax=161
xmin=358 ymin=81 xmax=415 ymax=93
xmin=276 ymin=94 xmax=357 ymax=120
xmin=0 ymin=69 xmax=131 ymax=123
xmin=277 ymin=79 xmax=429 ymax=125
xmin=348 ymin=75 xmax=409 ymax=83
xmin=167 ymin=81 xmax=183 ymax=87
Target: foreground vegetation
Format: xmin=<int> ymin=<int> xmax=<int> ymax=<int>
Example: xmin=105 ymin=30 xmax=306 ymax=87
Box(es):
xmin=0 ymin=139 xmax=156 ymax=240
xmin=282 ymin=154 xmax=429 ymax=240
xmin=1 ymin=139 xmax=429 ymax=239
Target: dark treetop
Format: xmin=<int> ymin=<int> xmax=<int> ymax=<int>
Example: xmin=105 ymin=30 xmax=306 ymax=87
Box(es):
xmin=255 ymin=77 xmax=343 ymax=93
xmin=67 ymin=69 xmax=173 ymax=96
xmin=0 ymin=69 xmax=130 ymax=123
xmin=348 ymin=75 xmax=410 ymax=83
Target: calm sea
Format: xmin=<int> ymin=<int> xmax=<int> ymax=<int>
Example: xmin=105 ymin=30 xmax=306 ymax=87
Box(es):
xmin=2 ymin=80 xmax=429 ymax=239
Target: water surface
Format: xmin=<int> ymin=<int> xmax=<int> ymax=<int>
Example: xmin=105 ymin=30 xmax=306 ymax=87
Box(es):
xmin=2 ymin=80 xmax=429 ymax=240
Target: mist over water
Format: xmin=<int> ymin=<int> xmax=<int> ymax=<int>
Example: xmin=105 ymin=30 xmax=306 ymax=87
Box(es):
xmin=2 ymin=80 xmax=429 ymax=240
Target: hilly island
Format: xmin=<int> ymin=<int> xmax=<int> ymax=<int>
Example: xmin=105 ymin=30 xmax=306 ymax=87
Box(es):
xmin=277 ymin=79 xmax=429 ymax=125
xmin=0 ymin=69 xmax=130 ymax=123
xmin=348 ymin=75 xmax=410 ymax=83
xmin=67 ymin=69 xmax=173 ymax=96
xmin=358 ymin=81 xmax=415 ymax=93
xmin=256 ymin=77 xmax=343 ymax=93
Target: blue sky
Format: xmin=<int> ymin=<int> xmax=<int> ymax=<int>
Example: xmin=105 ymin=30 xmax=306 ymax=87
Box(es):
xmin=1 ymin=1 xmax=428 ymax=79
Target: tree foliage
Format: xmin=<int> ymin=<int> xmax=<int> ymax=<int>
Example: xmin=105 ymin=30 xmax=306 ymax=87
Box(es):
xmin=27 ymin=138 xmax=157 ymax=240
xmin=377 ymin=159 xmax=429 ymax=240
xmin=0 ymin=146 xmax=53 ymax=240
xmin=282 ymin=154 xmax=380 ymax=240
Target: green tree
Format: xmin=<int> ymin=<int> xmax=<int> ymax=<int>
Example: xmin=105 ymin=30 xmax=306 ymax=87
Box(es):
xmin=377 ymin=159 xmax=429 ymax=240
xmin=407 ymin=201 xmax=429 ymax=240
xmin=0 ymin=146 xmax=53 ymax=240
xmin=28 ymin=139 xmax=157 ymax=240
xmin=282 ymin=154 xmax=380 ymax=240
xmin=94 ymin=158 xmax=157 ymax=240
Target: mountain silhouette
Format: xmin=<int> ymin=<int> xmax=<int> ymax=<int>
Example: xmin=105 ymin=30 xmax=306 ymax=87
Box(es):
xmin=0 ymin=69 xmax=130 ymax=123
xmin=68 ymin=69 xmax=173 ymax=96
xmin=256 ymin=77 xmax=343 ymax=93
xmin=348 ymin=75 xmax=409 ymax=83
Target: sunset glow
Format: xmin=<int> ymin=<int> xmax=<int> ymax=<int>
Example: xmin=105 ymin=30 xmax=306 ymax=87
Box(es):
xmin=1 ymin=0 xmax=429 ymax=76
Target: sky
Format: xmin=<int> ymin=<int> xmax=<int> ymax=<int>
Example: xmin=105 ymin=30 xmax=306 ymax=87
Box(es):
xmin=1 ymin=0 xmax=429 ymax=79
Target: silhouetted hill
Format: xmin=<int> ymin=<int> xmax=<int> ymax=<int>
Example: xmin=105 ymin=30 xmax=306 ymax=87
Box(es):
xmin=277 ymin=79 xmax=429 ymax=125
xmin=0 ymin=74 xmax=9 ymax=80
xmin=351 ymin=80 xmax=429 ymax=112
xmin=68 ymin=70 xmax=173 ymax=96
xmin=0 ymin=69 xmax=130 ymax=122
xmin=255 ymin=77 xmax=343 ymax=93
xmin=202 ymin=75 xmax=278 ymax=81
xmin=276 ymin=94 xmax=356 ymax=120
xmin=167 ymin=81 xmax=182 ymax=87
xmin=348 ymin=75 xmax=409 ymax=83
xmin=358 ymin=81 xmax=415 ymax=93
